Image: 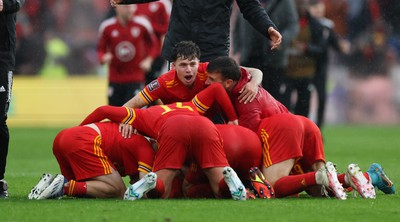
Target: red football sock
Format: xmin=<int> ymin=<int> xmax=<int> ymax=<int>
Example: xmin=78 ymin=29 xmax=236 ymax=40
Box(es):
xmin=146 ymin=178 xmax=165 ymax=198
xmin=338 ymin=172 xmax=371 ymax=189
xmin=64 ymin=180 xmax=87 ymax=197
xmin=337 ymin=173 xmax=349 ymax=188
xmin=274 ymin=172 xmax=316 ymax=198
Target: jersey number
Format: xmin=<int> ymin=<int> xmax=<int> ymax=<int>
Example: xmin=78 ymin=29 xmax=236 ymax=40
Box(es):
xmin=160 ymin=102 xmax=194 ymax=115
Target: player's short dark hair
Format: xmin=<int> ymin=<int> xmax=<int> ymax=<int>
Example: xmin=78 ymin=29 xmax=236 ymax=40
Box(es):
xmin=207 ymin=56 xmax=241 ymax=81
xmin=309 ymin=0 xmax=321 ymax=5
xmin=171 ymin=41 xmax=201 ymax=62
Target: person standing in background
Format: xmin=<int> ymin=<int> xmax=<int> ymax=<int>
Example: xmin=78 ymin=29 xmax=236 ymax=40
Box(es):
xmin=308 ymin=0 xmax=350 ymax=128
xmin=97 ymin=4 xmax=159 ymax=106
xmin=281 ymin=0 xmax=326 ymax=118
xmin=232 ymin=0 xmax=299 ymax=103
xmin=131 ymin=0 xmax=171 ymax=84
xmin=0 ymin=0 xmax=25 ymax=198
xmin=110 ymin=0 xmax=282 ymax=63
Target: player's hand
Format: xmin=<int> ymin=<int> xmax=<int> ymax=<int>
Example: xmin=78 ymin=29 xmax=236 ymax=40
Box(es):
xmin=118 ymin=123 xmax=137 ymax=139
xmin=139 ymin=57 xmax=153 ymax=72
xmin=228 ymin=119 xmax=238 ymax=125
xmin=102 ymin=53 xmax=113 ymax=64
xmin=110 ymin=0 xmax=123 ymax=8
xmin=268 ymin=27 xmax=282 ymax=50
xmin=0 ymin=0 xmax=3 ymax=12
xmin=238 ymin=82 xmax=258 ymax=104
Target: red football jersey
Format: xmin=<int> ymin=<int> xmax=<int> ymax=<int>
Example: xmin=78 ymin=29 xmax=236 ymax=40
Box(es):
xmin=80 ymin=83 xmax=237 ymax=139
xmin=231 ymin=68 xmax=289 ymax=132
xmin=139 ymin=62 xmax=209 ymax=105
xmin=97 ymin=15 xmax=159 ymax=83
xmin=132 ymin=0 xmax=171 ymax=53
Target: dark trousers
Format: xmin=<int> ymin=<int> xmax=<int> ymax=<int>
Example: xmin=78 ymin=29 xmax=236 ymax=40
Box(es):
xmin=0 ymin=70 xmax=12 ymax=180
xmin=108 ymin=81 xmax=143 ymax=106
xmin=313 ymin=64 xmax=328 ymax=128
xmin=282 ymin=77 xmax=313 ymax=117
xmin=241 ymin=58 xmax=286 ymax=104
xmin=260 ymin=66 xmax=285 ymax=103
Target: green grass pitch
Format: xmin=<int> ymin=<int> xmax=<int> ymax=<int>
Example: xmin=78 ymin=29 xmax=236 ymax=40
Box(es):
xmin=1 ymin=125 xmax=399 ymax=222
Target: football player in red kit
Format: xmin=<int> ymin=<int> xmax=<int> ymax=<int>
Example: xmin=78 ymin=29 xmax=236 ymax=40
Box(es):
xmin=79 ymin=83 xmax=248 ymax=201
xmin=123 ymin=41 xmax=261 ymax=109
xmin=205 ymin=56 xmax=377 ymax=199
xmin=98 ymin=4 xmax=159 ymax=106
xmin=183 ymin=124 xmax=263 ymax=198
xmin=28 ymin=122 xmax=155 ymax=199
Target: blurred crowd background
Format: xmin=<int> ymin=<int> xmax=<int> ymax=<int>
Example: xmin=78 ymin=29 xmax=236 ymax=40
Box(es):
xmin=12 ymin=0 xmax=400 ymax=125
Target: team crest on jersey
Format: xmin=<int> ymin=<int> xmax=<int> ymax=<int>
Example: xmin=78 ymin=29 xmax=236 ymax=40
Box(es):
xmin=116 ymin=41 xmax=135 ymax=62
xmin=148 ymin=80 xmax=160 ymax=91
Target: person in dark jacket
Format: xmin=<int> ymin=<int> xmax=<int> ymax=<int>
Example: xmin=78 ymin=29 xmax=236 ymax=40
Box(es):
xmin=110 ymin=0 xmax=282 ymax=62
xmin=233 ymin=0 xmax=299 ymax=103
xmin=308 ymin=0 xmax=350 ymax=128
xmin=280 ymin=0 xmax=326 ymax=118
xmin=0 ymin=0 xmax=25 ymax=198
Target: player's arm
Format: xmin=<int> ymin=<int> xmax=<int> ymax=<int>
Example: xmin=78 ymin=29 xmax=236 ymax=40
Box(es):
xmin=124 ymin=79 xmax=162 ymax=108
xmin=120 ymin=0 xmax=157 ymax=3
xmin=1 ymin=0 xmax=25 ymax=13
xmin=238 ymin=66 xmax=262 ymax=104
xmin=110 ymin=0 xmax=157 ymax=7
xmin=193 ymin=83 xmax=238 ymax=123
xmin=123 ymin=93 xmax=148 ymax=108
xmin=97 ymin=24 xmax=112 ymax=65
xmin=236 ymin=0 xmax=281 ymax=48
xmin=135 ymin=15 xmax=158 ymax=72
xmin=80 ymin=106 xmax=136 ymax=126
xmin=119 ymin=95 xmax=142 ymax=138
xmin=122 ymin=82 xmax=162 ymax=138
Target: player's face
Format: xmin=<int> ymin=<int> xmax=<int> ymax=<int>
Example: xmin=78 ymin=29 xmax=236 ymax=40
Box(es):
xmin=174 ymin=57 xmax=200 ymax=87
xmin=115 ymin=5 xmax=133 ymax=21
xmin=206 ymin=72 xmax=231 ymax=92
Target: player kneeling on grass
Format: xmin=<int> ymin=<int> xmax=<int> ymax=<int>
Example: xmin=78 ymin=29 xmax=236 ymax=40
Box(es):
xmin=28 ymin=122 xmax=155 ymax=199
xmin=182 ymin=124 xmax=274 ymax=199
xmin=205 ymin=56 xmax=395 ymax=199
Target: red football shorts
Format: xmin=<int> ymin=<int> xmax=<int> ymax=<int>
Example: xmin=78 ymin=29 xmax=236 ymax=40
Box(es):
xmin=153 ymin=115 xmax=228 ymax=171
xmin=258 ymin=113 xmax=325 ymax=173
xmin=185 ymin=124 xmax=262 ymax=185
xmin=293 ymin=115 xmax=325 ymax=173
xmin=258 ymin=113 xmax=304 ymax=168
xmin=53 ymin=126 xmax=115 ymax=181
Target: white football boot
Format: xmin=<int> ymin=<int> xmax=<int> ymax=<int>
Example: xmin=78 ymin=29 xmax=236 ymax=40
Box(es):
xmin=28 ymin=173 xmax=54 ymax=199
xmin=223 ymin=167 xmax=246 ymax=201
xmin=124 ymin=172 xmax=157 ymax=201
xmin=316 ymin=162 xmax=347 ymax=200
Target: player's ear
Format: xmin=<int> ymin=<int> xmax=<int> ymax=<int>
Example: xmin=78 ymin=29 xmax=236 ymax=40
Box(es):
xmin=225 ymin=79 xmax=234 ymax=89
